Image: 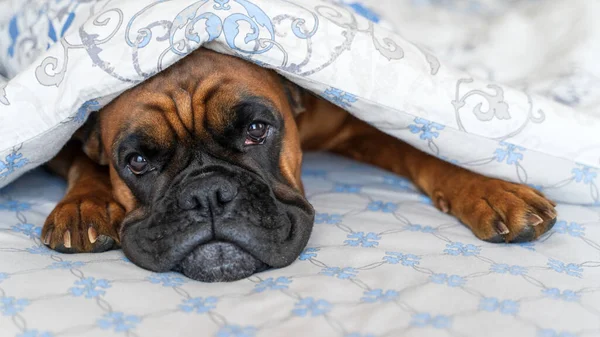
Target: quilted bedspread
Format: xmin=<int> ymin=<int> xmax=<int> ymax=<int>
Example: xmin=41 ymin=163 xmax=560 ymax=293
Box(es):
xmin=1 ymin=153 xmax=600 ymax=337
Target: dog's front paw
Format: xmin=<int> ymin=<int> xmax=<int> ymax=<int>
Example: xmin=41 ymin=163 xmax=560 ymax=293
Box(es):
xmin=42 ymin=194 xmax=125 ymax=253
xmin=437 ymin=178 xmax=558 ymax=243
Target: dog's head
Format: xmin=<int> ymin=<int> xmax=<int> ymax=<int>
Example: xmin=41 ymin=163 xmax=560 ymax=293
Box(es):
xmin=80 ymin=49 xmax=314 ymax=282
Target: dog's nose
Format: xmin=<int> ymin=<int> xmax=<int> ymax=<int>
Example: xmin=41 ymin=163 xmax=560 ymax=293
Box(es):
xmin=178 ymin=175 xmax=238 ymax=211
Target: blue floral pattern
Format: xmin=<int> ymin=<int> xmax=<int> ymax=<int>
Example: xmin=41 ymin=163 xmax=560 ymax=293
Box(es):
xmin=146 ymin=273 xmax=187 ymax=287
xmin=1 ymin=297 xmax=29 ymax=316
xmin=409 ymin=118 xmax=445 ymax=140
xmin=444 ymin=242 xmax=481 ymax=256
xmin=479 ymin=298 xmax=519 ymax=315
xmin=253 ymin=277 xmax=291 ymax=292
xmin=344 ymin=232 xmax=381 ymax=247
xmin=322 ymin=87 xmax=358 ymax=109
xmin=97 ymin=312 xmax=141 ymax=332
xmin=494 ymin=141 xmax=525 ymax=165
xmin=69 ymin=277 xmax=111 ymax=298
xmin=216 ymin=325 xmax=257 ymax=337
xmin=179 ymin=297 xmax=218 ymax=313
xmin=292 ymin=298 xmax=332 ymax=317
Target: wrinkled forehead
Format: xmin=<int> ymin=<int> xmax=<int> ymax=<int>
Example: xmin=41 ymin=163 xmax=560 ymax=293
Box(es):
xmin=102 ymin=50 xmax=289 ymax=140
xmin=111 ymin=94 xmax=280 ymax=150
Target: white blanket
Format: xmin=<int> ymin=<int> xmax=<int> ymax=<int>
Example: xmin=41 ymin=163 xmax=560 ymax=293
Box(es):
xmin=0 ymin=0 xmax=599 ymax=204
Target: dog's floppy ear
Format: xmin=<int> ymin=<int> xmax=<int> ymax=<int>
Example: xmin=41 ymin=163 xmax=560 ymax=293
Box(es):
xmin=280 ymin=77 xmax=307 ymax=117
xmin=73 ymin=112 xmax=108 ymax=165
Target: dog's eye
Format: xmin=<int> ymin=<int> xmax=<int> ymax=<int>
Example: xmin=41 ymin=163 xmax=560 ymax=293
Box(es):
xmin=245 ymin=122 xmax=269 ymax=145
xmin=128 ymin=154 xmax=149 ymax=175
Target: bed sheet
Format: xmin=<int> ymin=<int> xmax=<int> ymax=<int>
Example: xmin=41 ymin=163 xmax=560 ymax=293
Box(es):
xmin=1 ymin=152 xmax=599 ymax=337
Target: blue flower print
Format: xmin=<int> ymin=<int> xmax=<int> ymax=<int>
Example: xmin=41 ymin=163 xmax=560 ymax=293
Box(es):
xmin=321 ymin=267 xmax=358 ymax=279
xmin=346 ymin=2 xmax=381 ymax=22
xmin=97 ymin=312 xmax=141 ymax=332
xmin=48 ymin=261 xmax=85 ymax=269
xmin=345 ymin=232 xmax=381 ymax=247
xmin=0 ymin=200 xmax=31 ymax=212
xmin=384 ymin=252 xmax=421 ymax=266
xmin=213 ymin=0 xmax=232 ymax=11
xmin=254 ymin=277 xmax=292 ymax=292
xmin=292 ymin=298 xmax=332 ymax=317
xmin=407 ymin=224 xmax=435 ymax=233
xmin=571 ymin=165 xmax=597 ymax=184
xmin=17 ymin=330 xmax=54 ymax=337
xmin=301 ymin=169 xmax=327 ymax=178
xmin=368 ymin=201 xmax=398 ymax=213
xmin=409 ymin=118 xmax=445 ymax=140
xmin=26 ymin=246 xmax=53 ymax=255
xmin=542 ymin=288 xmax=580 ymax=302
xmin=333 ymin=183 xmax=362 ymax=193
xmin=490 ymin=264 xmax=528 ymax=276
xmin=217 ymin=325 xmax=257 ymax=337
xmin=361 ymin=289 xmax=399 ymax=303
xmin=11 ymin=223 xmax=41 ymax=238
xmin=547 ymin=258 xmax=583 ymax=278
xmin=383 ymin=175 xmax=412 ymax=189
xmin=444 ymin=242 xmax=480 ymax=256
xmin=527 ymin=183 xmax=543 ymax=191
xmin=429 ymin=274 xmax=466 ymax=287
xmin=69 ymin=277 xmax=111 ymax=298
xmin=494 ymin=141 xmax=525 ymax=165
xmin=0 ymin=272 xmax=8 ymax=283
xmin=0 ymin=150 xmax=29 ymax=178
xmin=554 ymin=221 xmax=585 ymax=237
xmin=515 ymin=242 xmax=535 ymax=251
xmin=146 ymin=273 xmax=186 ymax=287
xmin=479 ymin=298 xmax=519 ymax=315
xmin=537 ymin=329 xmax=578 ymax=337
xmin=299 ymin=247 xmax=319 ymax=261
xmin=73 ymin=99 xmax=100 ymax=123
xmin=323 ymin=88 xmax=358 ymax=109
xmin=7 ymin=15 xmax=19 ymax=58
xmin=315 ymin=213 xmax=342 ymax=225
xmin=179 ymin=297 xmax=218 ymax=313
xmin=46 ymin=8 xmax=77 ymax=44
xmin=411 ymin=313 xmax=452 ymax=329
xmin=1 ymin=297 xmax=29 ymax=316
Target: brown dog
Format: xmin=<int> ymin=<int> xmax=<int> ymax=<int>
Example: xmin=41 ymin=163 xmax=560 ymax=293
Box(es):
xmin=42 ymin=48 xmax=557 ymax=282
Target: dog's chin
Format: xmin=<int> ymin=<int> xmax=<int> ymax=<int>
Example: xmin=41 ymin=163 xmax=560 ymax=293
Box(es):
xmin=173 ymin=241 xmax=269 ymax=282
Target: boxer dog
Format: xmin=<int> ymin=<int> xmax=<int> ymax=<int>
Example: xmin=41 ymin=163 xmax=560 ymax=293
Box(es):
xmin=42 ymin=48 xmax=557 ymax=282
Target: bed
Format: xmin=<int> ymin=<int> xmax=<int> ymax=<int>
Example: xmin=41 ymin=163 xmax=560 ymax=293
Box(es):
xmin=1 ymin=0 xmax=600 ymax=336
xmin=1 ymin=153 xmax=600 ymax=337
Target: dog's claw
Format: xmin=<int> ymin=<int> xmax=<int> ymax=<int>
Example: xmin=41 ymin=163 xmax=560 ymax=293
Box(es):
xmin=439 ymin=199 xmax=450 ymax=213
xmin=63 ymin=230 xmax=72 ymax=248
xmin=544 ymin=209 xmax=557 ymax=220
xmin=496 ymin=221 xmax=510 ymax=235
xmin=88 ymin=227 xmax=98 ymax=244
xmin=43 ymin=229 xmax=52 ymax=245
xmin=527 ymin=214 xmax=544 ymax=227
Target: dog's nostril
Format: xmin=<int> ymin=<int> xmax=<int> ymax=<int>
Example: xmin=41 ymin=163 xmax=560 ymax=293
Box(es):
xmin=217 ymin=184 xmax=238 ymax=204
xmin=179 ymin=175 xmax=238 ymax=210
